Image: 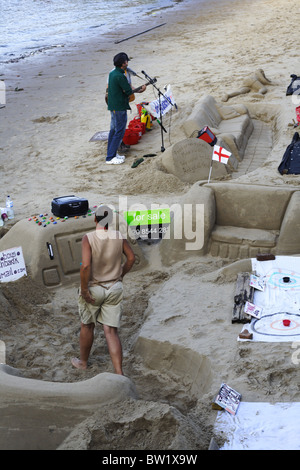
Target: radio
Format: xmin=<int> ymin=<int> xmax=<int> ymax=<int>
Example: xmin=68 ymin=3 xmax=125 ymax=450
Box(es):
xmin=197 ymin=126 xmax=217 ymax=147
xmin=51 ymin=195 xmax=89 ymax=217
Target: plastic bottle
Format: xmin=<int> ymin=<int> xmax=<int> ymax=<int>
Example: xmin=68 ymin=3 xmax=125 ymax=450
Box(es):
xmin=6 ymin=195 xmax=14 ymax=219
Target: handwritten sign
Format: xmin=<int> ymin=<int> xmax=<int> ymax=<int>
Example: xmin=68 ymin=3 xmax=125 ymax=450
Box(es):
xmin=0 ymin=246 xmax=27 ymax=282
xmin=147 ymin=85 xmax=175 ymax=118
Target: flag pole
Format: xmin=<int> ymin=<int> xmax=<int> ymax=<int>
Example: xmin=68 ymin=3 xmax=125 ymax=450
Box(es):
xmin=208 ymin=150 xmax=214 ymax=183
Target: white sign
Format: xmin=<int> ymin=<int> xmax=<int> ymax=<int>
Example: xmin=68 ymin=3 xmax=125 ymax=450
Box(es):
xmin=0 ymin=81 xmax=6 ymax=107
xmin=0 ymin=246 xmax=27 ymax=282
xmin=215 ymin=383 xmax=241 ymax=415
xmin=244 ymin=301 xmax=262 ymax=319
xmin=250 ymin=274 xmax=265 ymax=291
xmin=147 ymin=85 xmax=176 ymax=118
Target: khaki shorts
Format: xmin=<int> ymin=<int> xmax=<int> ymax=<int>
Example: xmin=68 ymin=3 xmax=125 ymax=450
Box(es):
xmin=78 ymin=281 xmax=123 ymax=328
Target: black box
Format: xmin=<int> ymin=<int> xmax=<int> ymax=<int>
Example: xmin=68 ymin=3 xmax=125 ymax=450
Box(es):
xmin=51 ymin=195 xmax=89 ymax=217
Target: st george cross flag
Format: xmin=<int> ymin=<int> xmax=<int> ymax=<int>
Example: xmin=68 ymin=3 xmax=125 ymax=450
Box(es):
xmin=212 ymin=145 xmax=231 ymax=164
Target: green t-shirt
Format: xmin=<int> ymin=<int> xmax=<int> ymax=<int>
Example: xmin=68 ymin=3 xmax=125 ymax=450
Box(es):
xmin=107 ymin=67 xmax=133 ymax=111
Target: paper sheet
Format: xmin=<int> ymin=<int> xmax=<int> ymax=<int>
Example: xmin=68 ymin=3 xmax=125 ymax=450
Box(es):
xmin=238 ymin=256 xmax=300 ymax=342
xmin=214 ymin=402 xmax=300 ymax=450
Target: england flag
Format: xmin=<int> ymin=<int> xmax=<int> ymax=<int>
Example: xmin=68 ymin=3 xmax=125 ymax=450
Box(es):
xmin=212 ymin=145 xmax=231 ymax=164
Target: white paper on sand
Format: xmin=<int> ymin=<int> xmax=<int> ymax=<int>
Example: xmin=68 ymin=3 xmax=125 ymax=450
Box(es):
xmin=89 ymin=131 xmax=109 ymax=141
xmin=0 ymin=246 xmax=27 ymax=283
xmin=214 ymin=402 xmax=300 ymax=450
xmin=238 ymin=256 xmax=300 ymax=342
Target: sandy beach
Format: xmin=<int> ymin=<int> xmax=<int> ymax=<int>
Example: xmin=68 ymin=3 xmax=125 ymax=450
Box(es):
xmin=1 ymin=0 xmax=300 ymax=450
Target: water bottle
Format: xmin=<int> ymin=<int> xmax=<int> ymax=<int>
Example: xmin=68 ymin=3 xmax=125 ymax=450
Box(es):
xmin=5 ymin=195 xmax=14 ymax=219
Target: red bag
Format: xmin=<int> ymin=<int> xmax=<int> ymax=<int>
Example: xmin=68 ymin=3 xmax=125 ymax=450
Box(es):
xmin=296 ymin=106 xmax=300 ymax=124
xmin=128 ymin=116 xmax=146 ymax=134
xmin=123 ymin=128 xmax=140 ymax=145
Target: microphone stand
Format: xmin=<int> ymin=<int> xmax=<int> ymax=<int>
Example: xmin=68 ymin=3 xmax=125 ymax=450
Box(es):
xmin=141 ymin=70 xmax=174 ymax=152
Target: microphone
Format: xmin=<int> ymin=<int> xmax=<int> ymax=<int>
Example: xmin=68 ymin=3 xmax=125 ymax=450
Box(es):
xmin=141 ymin=70 xmax=153 ymax=81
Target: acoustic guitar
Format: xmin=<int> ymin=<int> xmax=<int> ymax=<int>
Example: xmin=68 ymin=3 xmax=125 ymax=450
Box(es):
xmin=105 ymin=78 xmax=156 ymax=105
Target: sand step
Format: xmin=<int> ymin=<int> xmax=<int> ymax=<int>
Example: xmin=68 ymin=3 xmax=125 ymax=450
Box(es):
xmin=232 ymin=119 xmax=273 ymax=177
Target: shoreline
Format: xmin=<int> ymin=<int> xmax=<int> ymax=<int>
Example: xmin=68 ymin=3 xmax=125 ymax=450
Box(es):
xmin=0 ymin=0 xmax=197 ymax=66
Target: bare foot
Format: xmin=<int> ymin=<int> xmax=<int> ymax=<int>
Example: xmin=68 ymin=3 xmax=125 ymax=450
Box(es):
xmin=71 ymin=357 xmax=87 ymax=370
xmin=221 ymin=93 xmax=229 ymax=102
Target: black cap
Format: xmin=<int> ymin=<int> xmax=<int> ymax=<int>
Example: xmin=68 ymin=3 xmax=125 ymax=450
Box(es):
xmin=113 ymin=52 xmax=130 ymax=67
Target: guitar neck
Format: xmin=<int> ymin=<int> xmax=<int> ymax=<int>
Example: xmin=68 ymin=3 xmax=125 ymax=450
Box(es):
xmin=132 ymin=78 xmax=157 ymax=94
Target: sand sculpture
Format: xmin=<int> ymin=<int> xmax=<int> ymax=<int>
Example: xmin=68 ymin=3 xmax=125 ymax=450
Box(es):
xmin=221 ymin=69 xmax=273 ymax=102
xmin=0 ymin=37 xmax=299 ymax=447
xmin=181 ymin=94 xmax=254 ymax=163
xmin=0 ymin=365 xmax=137 ymax=405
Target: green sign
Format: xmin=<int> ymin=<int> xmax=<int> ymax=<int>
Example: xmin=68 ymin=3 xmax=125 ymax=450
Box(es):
xmin=124 ymin=208 xmax=170 ymax=226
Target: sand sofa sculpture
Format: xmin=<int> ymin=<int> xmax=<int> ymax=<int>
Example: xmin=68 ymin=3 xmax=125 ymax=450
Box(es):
xmin=0 ymin=210 xmax=146 ymax=288
xmin=159 ymin=182 xmax=300 ymax=265
xmin=181 ymin=94 xmax=254 ymax=163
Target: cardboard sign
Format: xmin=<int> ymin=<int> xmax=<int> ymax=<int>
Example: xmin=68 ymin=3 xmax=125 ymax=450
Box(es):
xmin=244 ymin=301 xmax=262 ymax=319
xmin=147 ymin=85 xmax=175 ymax=118
xmin=0 ymin=246 xmax=27 ymax=282
xmin=215 ymin=383 xmax=242 ymax=415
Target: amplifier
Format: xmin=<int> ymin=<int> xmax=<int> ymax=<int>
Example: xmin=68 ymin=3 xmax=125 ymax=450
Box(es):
xmin=51 ymin=195 xmax=89 ymax=217
xmin=197 ymin=126 xmax=217 ymax=147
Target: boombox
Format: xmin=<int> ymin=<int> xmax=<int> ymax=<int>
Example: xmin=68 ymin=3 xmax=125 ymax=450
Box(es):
xmin=51 ymin=195 xmax=89 ymax=217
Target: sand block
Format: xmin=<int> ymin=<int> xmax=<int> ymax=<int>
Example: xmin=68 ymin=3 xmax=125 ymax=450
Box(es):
xmin=0 ymin=370 xmax=137 ymax=449
xmin=0 ymin=212 xmax=146 ymax=288
xmin=206 ymin=182 xmax=293 ymax=230
xmin=277 ymin=191 xmax=300 ymax=255
xmin=159 ymin=182 xmax=215 ymax=265
xmin=160 ymin=138 xmax=232 ymax=184
xmin=0 ymin=369 xmax=137 ymax=405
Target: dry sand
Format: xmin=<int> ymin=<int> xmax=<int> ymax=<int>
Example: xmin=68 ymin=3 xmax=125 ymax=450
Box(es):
xmin=1 ymin=0 xmax=300 ymax=450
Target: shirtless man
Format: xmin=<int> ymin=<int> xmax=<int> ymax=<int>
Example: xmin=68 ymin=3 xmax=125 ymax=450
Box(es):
xmin=222 ymin=69 xmax=272 ymax=102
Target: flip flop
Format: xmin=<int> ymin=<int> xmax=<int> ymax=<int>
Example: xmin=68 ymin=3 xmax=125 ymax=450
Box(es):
xmin=143 ymin=153 xmax=157 ymax=158
xmin=131 ymin=158 xmax=144 ymax=168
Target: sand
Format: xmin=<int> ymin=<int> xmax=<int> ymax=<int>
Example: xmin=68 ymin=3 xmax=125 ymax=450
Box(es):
xmin=1 ymin=0 xmax=300 ymax=451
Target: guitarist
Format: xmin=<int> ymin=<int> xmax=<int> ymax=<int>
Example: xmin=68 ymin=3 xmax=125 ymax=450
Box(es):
xmin=106 ymin=52 xmax=146 ymax=165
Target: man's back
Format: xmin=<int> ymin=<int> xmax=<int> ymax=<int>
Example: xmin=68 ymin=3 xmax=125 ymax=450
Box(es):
xmin=107 ymin=67 xmax=132 ymax=111
xmin=87 ymin=229 xmax=123 ymax=284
